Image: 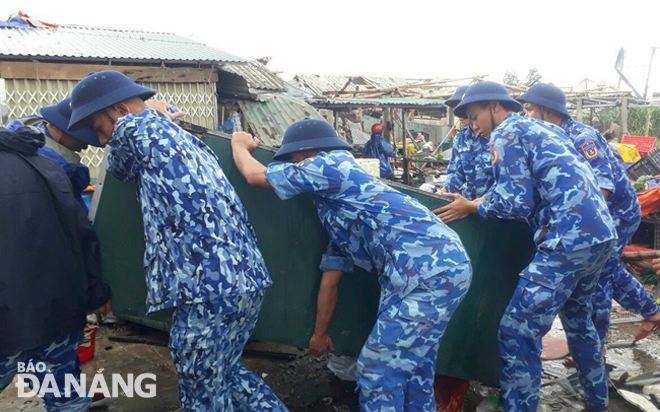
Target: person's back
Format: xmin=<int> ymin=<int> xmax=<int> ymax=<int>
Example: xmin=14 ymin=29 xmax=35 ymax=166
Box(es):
xmin=561 ymin=117 xmax=639 ymax=222
xmin=107 ymin=108 xmax=272 ymax=312
xmin=0 ymin=126 xmax=111 ymax=411
xmin=68 ymin=70 xmax=284 ymax=411
xmin=267 ymin=149 xmax=468 ymax=306
xmin=483 ymin=115 xmax=615 ymax=252
xmin=362 ymin=124 xmax=396 ymax=178
xmin=0 ymin=126 xmax=109 ymax=351
xmin=231 ymin=118 xmax=471 ymax=411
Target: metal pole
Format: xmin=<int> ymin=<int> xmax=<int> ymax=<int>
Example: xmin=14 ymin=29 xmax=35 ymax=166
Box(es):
xmin=643 ymin=47 xmax=657 ymax=100
xmin=621 ymin=96 xmax=629 ymax=136
xmin=402 ymin=109 xmax=410 ymax=185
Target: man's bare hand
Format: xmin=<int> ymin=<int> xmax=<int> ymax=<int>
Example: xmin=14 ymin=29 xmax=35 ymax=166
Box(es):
xmin=308 ymin=333 xmax=334 ymax=355
xmin=146 ymin=100 xmax=186 ymax=120
xmin=432 ymin=192 xmax=477 ymax=223
xmin=231 ymin=132 xmax=259 ymax=152
xmin=653 ymin=258 xmax=660 ymax=276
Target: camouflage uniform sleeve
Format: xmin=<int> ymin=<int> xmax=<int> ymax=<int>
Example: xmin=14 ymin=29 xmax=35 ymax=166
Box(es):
xmin=107 ymin=115 xmax=152 ymax=183
xmin=477 ymin=132 xmax=536 ymax=220
xmin=319 ymin=241 xmax=354 ymax=273
xmin=444 ymin=133 xmax=466 ymax=193
xmin=265 ymin=155 xmax=342 ymax=201
xmin=573 ymin=128 xmax=615 ymax=193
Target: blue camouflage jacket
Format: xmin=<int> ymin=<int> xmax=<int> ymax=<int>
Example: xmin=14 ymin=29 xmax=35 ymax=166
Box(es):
xmin=444 ymin=126 xmax=493 ymax=200
xmin=478 ymin=114 xmax=616 ymax=252
xmin=560 ymin=118 xmax=640 ymax=225
xmin=265 ymin=150 xmax=470 ymax=308
xmin=107 ymin=109 xmax=272 ymax=313
xmin=362 ymin=131 xmax=397 ymax=178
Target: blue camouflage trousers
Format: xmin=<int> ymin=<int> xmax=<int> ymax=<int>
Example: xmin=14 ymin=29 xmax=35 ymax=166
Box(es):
xmin=499 ymin=242 xmax=613 ymax=412
xmin=592 ymin=212 xmax=659 ymax=343
xmin=169 ymin=289 xmax=289 ymax=412
xmin=0 ymin=332 xmax=92 ymax=412
xmin=356 ymin=262 xmax=472 ymax=412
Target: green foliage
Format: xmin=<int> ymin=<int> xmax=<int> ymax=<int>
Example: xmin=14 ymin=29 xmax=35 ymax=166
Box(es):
xmin=582 ymin=107 xmax=660 ymax=138
xmin=634 ymin=175 xmax=653 ymax=192
xmin=640 ymin=267 xmax=658 ymax=285
xmin=503 ymin=68 xmax=542 ymax=88
xmin=503 ymin=70 xmax=520 ymax=86
xmin=627 ymin=107 xmax=660 ymax=137
xmin=581 ymin=107 xmax=620 ymax=132
xmin=524 ymin=67 xmax=542 ymax=88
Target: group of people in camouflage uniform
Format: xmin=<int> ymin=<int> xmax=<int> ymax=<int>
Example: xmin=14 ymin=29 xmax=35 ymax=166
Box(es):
xmin=436 ymin=81 xmax=660 ymax=412
xmin=2 ymin=68 xmax=660 ymax=412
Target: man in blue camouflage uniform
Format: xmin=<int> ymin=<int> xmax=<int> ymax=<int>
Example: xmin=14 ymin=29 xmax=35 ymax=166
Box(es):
xmin=441 ymin=86 xmax=494 ymax=201
xmin=6 ymin=97 xmax=102 ymax=210
xmin=231 ymin=119 xmax=472 ymax=412
xmin=446 ymin=82 xmax=616 ymax=412
xmin=0 ymin=334 xmax=89 ymax=411
xmin=517 ymin=83 xmax=660 ymax=345
xmin=68 ymin=71 xmax=287 ymax=412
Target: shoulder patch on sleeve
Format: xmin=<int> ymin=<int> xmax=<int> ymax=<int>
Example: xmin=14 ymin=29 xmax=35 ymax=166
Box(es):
xmin=580 ymin=140 xmax=599 ymax=160
xmin=490 ymin=143 xmax=499 ymax=166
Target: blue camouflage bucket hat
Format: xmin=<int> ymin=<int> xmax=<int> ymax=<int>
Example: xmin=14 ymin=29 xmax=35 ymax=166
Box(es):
xmin=453 ymin=81 xmax=522 ymax=118
xmin=68 ymin=70 xmax=156 ymax=130
xmin=40 ymin=98 xmax=102 ymax=147
xmin=517 ymin=83 xmax=571 ymax=119
xmin=444 ymin=85 xmax=469 ymax=108
xmin=273 ymin=119 xmax=352 ymax=161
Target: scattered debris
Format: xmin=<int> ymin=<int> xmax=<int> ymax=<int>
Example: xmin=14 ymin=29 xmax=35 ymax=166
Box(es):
xmin=616 ymin=388 xmax=660 ymax=412
xmin=108 ymin=335 xmax=168 ymax=347
xmin=541 ymin=336 xmax=570 ymax=360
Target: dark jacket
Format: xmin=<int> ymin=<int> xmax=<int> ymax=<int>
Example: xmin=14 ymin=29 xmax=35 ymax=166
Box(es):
xmin=362 ymin=131 xmax=397 ymax=178
xmin=0 ymin=126 xmax=111 ymax=354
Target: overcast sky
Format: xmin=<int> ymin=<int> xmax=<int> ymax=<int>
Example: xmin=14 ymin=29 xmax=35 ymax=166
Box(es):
xmin=3 ymin=0 xmax=660 ymax=94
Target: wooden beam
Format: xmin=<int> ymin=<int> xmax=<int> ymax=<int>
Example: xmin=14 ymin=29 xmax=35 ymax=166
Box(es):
xmin=621 ymin=95 xmax=629 ymax=135
xmin=0 ymin=61 xmax=218 ymax=83
xmin=575 ymin=98 xmax=583 ymax=122
xmin=622 ymin=250 xmax=660 ymax=260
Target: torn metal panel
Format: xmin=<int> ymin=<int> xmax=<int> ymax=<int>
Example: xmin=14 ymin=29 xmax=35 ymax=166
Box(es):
xmin=238 ymin=94 xmax=324 ymax=146
xmin=347 ymin=123 xmax=370 ymax=145
xmin=220 ymin=61 xmax=286 ymax=92
xmin=292 ymin=74 xmax=445 ymax=97
xmin=308 ymin=97 xmax=447 ymax=110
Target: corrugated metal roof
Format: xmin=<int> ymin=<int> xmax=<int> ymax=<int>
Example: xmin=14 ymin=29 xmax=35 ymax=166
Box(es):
xmin=308 ymin=97 xmax=447 ymax=109
xmin=0 ymin=24 xmax=246 ymax=63
xmin=292 ymin=74 xmax=350 ymax=96
xmin=221 ymin=61 xmax=286 ymax=91
xmin=239 ymin=94 xmax=324 ymax=146
xmin=292 ymin=74 xmax=446 ymax=97
xmin=347 ymin=123 xmax=370 ymax=145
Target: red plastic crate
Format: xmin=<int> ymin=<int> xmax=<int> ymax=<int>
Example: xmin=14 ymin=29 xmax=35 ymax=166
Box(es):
xmin=622 ymin=135 xmax=657 ymax=157
xmin=77 ymin=327 xmax=97 ymax=363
